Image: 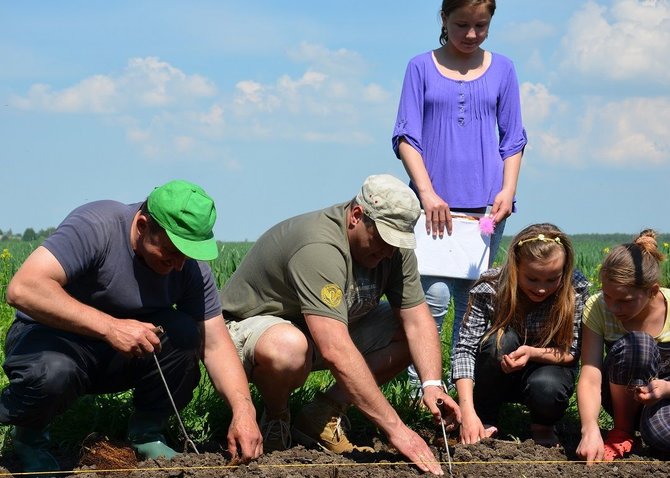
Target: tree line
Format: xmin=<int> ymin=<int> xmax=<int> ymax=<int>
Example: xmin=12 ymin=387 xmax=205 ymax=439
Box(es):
xmin=0 ymin=227 xmax=56 ymax=242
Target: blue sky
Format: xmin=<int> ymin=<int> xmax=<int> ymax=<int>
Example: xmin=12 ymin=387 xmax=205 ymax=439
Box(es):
xmin=1 ymin=0 xmax=669 ymax=241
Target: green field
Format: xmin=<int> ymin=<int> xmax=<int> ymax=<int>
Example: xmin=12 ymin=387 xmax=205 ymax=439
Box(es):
xmin=1 ymin=233 xmax=669 ymax=451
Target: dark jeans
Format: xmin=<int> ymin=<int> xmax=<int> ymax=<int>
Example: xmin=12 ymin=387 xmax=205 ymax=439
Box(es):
xmin=473 ymin=328 xmax=577 ymax=426
xmin=0 ymin=309 xmax=202 ymax=430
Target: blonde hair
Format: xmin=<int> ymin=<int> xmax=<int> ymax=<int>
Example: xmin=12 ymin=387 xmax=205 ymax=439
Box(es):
xmin=600 ymin=229 xmax=665 ymax=290
xmin=476 ymin=223 xmax=576 ymax=353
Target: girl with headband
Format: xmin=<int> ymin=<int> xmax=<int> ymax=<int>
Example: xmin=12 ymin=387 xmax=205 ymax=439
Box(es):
xmin=452 ymin=223 xmax=590 ymax=446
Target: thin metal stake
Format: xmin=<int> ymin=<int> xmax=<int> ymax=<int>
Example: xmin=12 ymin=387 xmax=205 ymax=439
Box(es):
xmin=152 ymin=351 xmax=200 ymax=454
xmin=150 ymin=326 xmax=199 ymax=454
xmin=436 ymin=399 xmax=453 ymax=477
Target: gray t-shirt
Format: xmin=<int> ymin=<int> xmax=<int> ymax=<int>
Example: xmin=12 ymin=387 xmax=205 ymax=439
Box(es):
xmin=221 ymin=202 xmax=424 ymax=325
xmin=17 ymin=200 xmax=221 ymax=322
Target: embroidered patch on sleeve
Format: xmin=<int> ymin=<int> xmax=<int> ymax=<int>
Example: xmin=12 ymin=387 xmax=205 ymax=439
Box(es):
xmin=320 ymin=284 xmax=343 ymax=308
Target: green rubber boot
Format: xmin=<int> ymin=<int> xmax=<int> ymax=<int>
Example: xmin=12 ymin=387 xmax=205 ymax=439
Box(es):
xmin=127 ymin=412 xmax=179 ymax=460
xmin=11 ymin=426 xmax=60 ymax=476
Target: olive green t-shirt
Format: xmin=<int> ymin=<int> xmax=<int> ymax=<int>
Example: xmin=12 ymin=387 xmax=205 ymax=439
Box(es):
xmin=220 ymin=202 xmax=424 ymax=325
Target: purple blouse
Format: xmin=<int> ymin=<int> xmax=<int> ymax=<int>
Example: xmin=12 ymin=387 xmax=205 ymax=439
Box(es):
xmin=392 ymin=51 xmax=527 ymax=209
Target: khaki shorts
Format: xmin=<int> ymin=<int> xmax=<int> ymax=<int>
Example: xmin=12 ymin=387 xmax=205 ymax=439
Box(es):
xmin=225 ymin=301 xmax=401 ymax=378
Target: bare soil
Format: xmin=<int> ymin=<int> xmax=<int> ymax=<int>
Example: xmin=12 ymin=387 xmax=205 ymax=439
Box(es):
xmin=1 ymin=427 xmax=667 ymax=477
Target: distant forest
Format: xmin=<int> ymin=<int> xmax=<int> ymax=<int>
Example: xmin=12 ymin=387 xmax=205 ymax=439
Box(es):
xmin=0 ymin=227 xmax=56 ymax=242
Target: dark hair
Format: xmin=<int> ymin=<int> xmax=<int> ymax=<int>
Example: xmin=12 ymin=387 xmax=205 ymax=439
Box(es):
xmin=600 ymin=229 xmax=666 ymax=290
xmin=361 ymin=214 xmax=376 ymax=228
xmin=439 ymin=0 xmax=496 ymax=45
xmin=139 ymin=201 xmax=165 ymax=236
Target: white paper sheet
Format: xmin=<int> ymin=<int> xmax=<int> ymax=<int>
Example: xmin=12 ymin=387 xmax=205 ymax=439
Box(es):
xmin=414 ymin=212 xmax=490 ymax=279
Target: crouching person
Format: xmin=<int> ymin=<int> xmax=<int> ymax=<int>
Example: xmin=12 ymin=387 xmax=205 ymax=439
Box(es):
xmin=452 ymin=223 xmax=590 ymax=447
xmin=1 ymin=180 xmax=262 ymax=476
xmin=221 ymin=174 xmax=461 ymax=476
xmin=577 ymin=230 xmax=670 ymax=464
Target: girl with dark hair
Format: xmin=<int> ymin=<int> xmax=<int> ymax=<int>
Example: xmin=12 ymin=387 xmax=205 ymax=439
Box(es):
xmin=392 ymin=0 xmax=527 ymax=391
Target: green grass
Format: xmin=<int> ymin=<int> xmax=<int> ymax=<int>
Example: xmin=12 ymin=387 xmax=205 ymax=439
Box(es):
xmin=1 ymin=233 xmax=668 ymax=453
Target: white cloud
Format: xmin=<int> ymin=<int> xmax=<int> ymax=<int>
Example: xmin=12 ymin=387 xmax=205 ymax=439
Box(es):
xmin=234 ymin=80 xmax=281 ymax=112
xmin=520 ymin=82 xmax=561 ymax=125
xmin=528 ymin=94 xmax=669 ymax=168
xmin=10 ymin=57 xmax=217 ymax=113
xmin=127 ymin=128 xmax=149 ymax=143
xmin=287 ymin=42 xmax=367 ymax=76
xmin=197 ymin=104 xmax=224 ymax=127
xmin=363 ymin=83 xmax=389 ymax=103
xmin=123 ymin=57 xmax=216 ymax=107
xmin=524 ymin=2 xmax=670 ymax=170
xmin=10 ymin=43 xmax=390 ymax=158
xmin=174 ymin=135 xmax=194 ymax=153
xmin=594 ymin=97 xmax=670 ymax=164
xmin=278 ymin=70 xmax=327 ymax=92
xmin=560 ymin=0 xmax=670 ymax=82
xmin=11 ymin=76 xmax=117 ymax=113
xmin=528 ymin=131 xmax=582 ymax=167
xmin=9 ymin=57 xmax=227 ymax=161
xmin=228 ymin=43 xmax=391 ymax=142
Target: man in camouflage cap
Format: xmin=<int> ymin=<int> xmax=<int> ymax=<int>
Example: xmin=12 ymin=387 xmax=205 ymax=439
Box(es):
xmin=222 ymin=174 xmax=461 ymax=476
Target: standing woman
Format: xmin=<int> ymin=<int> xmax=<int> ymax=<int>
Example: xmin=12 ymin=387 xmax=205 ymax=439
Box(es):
xmin=392 ymin=0 xmax=527 ymax=390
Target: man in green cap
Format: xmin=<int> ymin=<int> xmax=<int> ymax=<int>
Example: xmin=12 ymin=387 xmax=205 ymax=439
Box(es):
xmin=222 ymin=174 xmax=461 ymax=477
xmin=2 ymin=180 xmax=262 ymax=475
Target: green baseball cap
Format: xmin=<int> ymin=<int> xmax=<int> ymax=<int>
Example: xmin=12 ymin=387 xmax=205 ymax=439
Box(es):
xmin=356 ymin=174 xmax=420 ymax=249
xmin=147 ymin=180 xmax=218 ymax=261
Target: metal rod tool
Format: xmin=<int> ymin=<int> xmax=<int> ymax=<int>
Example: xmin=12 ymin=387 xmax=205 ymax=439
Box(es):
xmin=436 ymin=399 xmax=453 ymax=477
xmin=152 ymin=326 xmax=200 ymax=454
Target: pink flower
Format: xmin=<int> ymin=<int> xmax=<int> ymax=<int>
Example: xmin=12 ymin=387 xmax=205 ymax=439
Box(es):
xmin=479 ymin=216 xmax=495 ymax=236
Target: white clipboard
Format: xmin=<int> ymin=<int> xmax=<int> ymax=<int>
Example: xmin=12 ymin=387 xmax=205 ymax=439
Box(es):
xmin=414 ymin=212 xmax=490 ymax=279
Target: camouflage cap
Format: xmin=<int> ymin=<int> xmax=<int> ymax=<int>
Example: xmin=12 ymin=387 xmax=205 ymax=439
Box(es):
xmin=356 ymin=174 xmax=420 ymax=249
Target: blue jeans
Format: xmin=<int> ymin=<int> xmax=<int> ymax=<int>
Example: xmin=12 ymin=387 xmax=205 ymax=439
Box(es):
xmin=407 ymin=218 xmax=506 ymax=388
